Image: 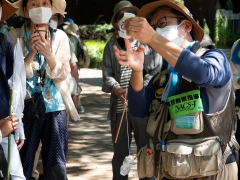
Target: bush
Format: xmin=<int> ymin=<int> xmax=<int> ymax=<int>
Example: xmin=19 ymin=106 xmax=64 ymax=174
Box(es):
xmin=214 ymin=5 xmax=240 ymax=48
xmin=84 ymin=40 xmax=107 ymax=69
xmin=79 ymin=24 xmax=113 ymax=41
xmin=78 ymin=24 xmax=114 ymax=69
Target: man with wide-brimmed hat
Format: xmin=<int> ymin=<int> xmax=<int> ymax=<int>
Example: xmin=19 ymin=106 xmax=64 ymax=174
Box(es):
xmin=0 ymin=0 xmax=26 ymax=179
xmin=102 ymin=1 xmax=162 ymax=180
xmin=115 ymin=0 xmax=238 ymax=179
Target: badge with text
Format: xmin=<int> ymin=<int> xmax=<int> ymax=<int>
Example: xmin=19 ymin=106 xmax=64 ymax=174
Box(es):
xmin=167 ymin=90 xmax=203 ymax=119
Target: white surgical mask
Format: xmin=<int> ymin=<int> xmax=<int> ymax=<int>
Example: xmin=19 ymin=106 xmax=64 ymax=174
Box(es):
xmin=29 ymin=7 xmax=52 ymax=24
xmin=156 ymin=20 xmax=185 ymax=46
xmin=49 ymin=20 xmax=58 ymax=29
xmin=0 ymin=7 xmax=2 ymax=21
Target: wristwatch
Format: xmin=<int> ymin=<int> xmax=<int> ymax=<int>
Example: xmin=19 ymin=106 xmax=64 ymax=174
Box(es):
xmin=74 ymin=92 xmax=79 ymax=96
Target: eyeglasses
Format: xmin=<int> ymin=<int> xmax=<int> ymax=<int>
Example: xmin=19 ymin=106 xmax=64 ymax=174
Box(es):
xmin=115 ymin=10 xmax=136 ymax=22
xmin=151 ymin=16 xmax=185 ymax=29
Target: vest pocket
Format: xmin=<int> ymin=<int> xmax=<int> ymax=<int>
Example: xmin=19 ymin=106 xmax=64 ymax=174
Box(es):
xmin=137 ymin=139 xmax=155 ymax=178
xmin=170 ymin=112 xmax=204 ymax=135
xmin=161 ymin=136 xmax=222 ymax=179
xmin=162 ymin=144 xmax=192 ymax=178
xmin=194 ymin=139 xmax=222 ymax=176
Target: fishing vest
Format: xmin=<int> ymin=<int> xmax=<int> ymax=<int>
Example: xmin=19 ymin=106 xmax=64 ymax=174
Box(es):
xmin=138 ymin=46 xmax=237 ymax=180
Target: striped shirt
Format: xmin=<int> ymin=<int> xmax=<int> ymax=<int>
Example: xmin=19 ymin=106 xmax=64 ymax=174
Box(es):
xmin=117 ymin=40 xmax=138 ymax=113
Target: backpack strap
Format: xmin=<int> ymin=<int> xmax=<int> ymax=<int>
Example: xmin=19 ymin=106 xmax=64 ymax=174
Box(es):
xmin=0 ymin=33 xmax=8 ymax=55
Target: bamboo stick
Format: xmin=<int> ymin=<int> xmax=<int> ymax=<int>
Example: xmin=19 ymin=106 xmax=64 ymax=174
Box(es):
xmin=115 ymin=103 xmax=127 ymax=143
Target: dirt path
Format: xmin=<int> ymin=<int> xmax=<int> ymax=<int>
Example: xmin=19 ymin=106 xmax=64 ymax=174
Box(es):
xmin=66 ymin=68 xmax=139 ymax=180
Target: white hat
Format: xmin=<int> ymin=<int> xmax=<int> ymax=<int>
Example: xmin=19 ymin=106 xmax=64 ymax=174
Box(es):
xmin=63 ymin=23 xmax=79 ymax=36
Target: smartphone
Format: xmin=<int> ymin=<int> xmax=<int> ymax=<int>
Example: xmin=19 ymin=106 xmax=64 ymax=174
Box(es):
xmin=35 ymin=24 xmax=47 ymax=39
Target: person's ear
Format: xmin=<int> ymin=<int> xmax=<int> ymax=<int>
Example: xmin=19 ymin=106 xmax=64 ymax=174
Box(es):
xmin=184 ymin=20 xmax=192 ymax=33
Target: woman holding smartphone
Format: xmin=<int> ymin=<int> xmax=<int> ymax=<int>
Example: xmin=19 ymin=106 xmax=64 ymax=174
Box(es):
xmin=8 ymin=0 xmax=80 ymax=179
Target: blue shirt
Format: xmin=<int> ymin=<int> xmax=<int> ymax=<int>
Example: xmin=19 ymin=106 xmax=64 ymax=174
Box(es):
xmin=0 ymin=34 xmax=14 ymax=119
xmin=128 ymin=48 xmax=231 ymax=117
xmin=23 ymin=27 xmax=66 ymax=113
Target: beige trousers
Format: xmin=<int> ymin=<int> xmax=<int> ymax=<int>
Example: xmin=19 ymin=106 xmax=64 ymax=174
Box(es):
xmin=171 ymin=162 xmax=238 ymax=180
xmin=32 ymin=142 xmax=42 ymax=179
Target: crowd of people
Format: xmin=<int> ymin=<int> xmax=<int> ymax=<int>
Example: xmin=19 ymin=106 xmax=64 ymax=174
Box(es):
xmin=0 ymin=0 xmax=240 ymax=179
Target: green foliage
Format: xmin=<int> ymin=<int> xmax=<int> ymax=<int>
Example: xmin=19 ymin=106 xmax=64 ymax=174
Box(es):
xmin=84 ymin=40 xmax=107 ymax=69
xmin=214 ymin=9 xmax=228 ymax=48
xmin=225 ymin=0 xmax=233 ymax=10
xmin=79 ymin=24 xmax=113 ymax=41
xmin=215 ymin=0 xmax=221 ymax=9
xmin=78 ymin=24 xmax=114 ymax=69
xmin=203 ymin=19 xmax=210 ymax=35
xmin=213 ymin=9 xmax=240 ymax=48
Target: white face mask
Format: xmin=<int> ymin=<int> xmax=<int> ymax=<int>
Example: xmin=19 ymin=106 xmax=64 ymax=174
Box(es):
xmin=29 ymin=7 xmax=52 ymax=24
xmin=49 ymin=20 xmax=58 ymax=29
xmin=0 ymin=7 xmax=2 ymax=21
xmin=156 ymin=20 xmax=185 ymax=46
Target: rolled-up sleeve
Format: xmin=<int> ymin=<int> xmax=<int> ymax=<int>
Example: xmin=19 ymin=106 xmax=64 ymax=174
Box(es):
xmin=101 ymin=41 xmax=120 ymax=93
xmin=46 ymin=30 xmax=71 ymax=82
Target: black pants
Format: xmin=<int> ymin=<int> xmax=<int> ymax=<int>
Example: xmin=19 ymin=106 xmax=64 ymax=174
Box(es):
xmin=110 ymin=112 xmax=152 ymax=180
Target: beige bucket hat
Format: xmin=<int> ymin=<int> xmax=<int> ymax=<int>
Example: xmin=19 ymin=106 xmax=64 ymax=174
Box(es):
xmin=63 ymin=23 xmax=79 ymax=36
xmin=52 ymin=0 xmax=66 ymax=25
xmin=13 ymin=0 xmax=66 ymax=24
xmin=137 ymin=0 xmax=204 ymax=42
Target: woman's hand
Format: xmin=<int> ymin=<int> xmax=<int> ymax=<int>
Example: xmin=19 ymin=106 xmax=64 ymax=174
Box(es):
xmin=27 ymin=32 xmax=39 ymax=55
xmin=0 ymin=114 xmax=18 ymax=137
xmin=16 ymin=139 xmax=25 ymax=151
xmin=24 ymin=32 xmax=39 ymax=65
xmin=33 ymin=33 xmax=52 ymax=58
xmin=34 ymin=33 xmax=56 ymax=70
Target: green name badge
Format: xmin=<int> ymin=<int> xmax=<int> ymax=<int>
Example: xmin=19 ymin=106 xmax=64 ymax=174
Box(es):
xmin=167 ymin=90 xmax=203 ymax=119
xmin=175 ymin=116 xmax=195 ymax=129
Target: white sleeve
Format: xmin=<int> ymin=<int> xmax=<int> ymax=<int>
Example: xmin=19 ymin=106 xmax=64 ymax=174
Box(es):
xmin=0 ymin=130 xmax=2 ymax=144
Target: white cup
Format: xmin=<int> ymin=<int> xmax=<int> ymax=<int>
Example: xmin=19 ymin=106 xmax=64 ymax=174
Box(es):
xmin=118 ymin=12 xmax=136 ymax=39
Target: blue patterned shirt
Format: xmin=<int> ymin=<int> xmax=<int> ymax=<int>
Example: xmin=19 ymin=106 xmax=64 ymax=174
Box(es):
xmin=23 ymin=26 xmax=66 ymax=113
